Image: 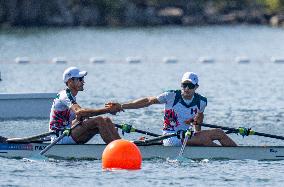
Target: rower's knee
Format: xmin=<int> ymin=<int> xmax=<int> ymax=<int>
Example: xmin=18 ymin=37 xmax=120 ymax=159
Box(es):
xmin=84 ymin=116 xmax=106 ymax=129
xmin=92 ymin=116 xmax=111 ymax=123
xmin=214 ymin=128 xmax=225 ymax=135
xmin=87 ymin=116 xmax=115 ymax=130
xmin=90 ymin=116 xmax=105 ymax=123
xmin=104 ymin=117 xmax=112 ymax=123
xmin=214 ymin=129 xmax=224 ymax=134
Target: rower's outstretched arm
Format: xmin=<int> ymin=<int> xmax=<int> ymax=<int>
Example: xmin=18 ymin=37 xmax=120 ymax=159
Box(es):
xmin=71 ymin=103 xmax=120 ymax=119
xmin=120 ymin=96 xmax=160 ymax=110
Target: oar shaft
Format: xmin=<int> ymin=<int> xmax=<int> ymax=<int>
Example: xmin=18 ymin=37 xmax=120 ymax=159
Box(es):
xmin=202 ymin=123 xmax=284 ymax=140
xmin=253 ymin=132 xmax=284 ymax=140
xmin=40 ymin=121 xmax=82 ymax=156
xmin=133 ymin=133 xmax=176 ymax=145
xmin=132 ymin=128 xmax=160 ymax=137
xmin=202 ymin=123 xmax=235 ymax=131
xmin=178 ymin=134 xmax=189 ymax=157
xmin=40 ymin=133 xmax=66 ymax=155
xmin=115 ymin=124 xmax=160 ymax=137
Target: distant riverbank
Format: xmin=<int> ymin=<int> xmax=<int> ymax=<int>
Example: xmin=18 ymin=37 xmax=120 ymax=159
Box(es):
xmin=1 ymin=0 xmax=284 ymax=27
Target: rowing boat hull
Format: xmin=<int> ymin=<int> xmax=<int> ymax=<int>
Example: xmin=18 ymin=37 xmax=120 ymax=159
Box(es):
xmin=0 ymin=143 xmax=284 ymax=160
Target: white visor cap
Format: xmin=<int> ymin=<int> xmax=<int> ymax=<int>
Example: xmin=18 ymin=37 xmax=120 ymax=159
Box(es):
xmin=181 ymin=72 xmax=199 ymax=85
xmin=63 ymin=67 xmax=87 ymax=83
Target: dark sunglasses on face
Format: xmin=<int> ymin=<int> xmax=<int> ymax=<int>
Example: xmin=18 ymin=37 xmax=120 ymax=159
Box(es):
xmin=182 ymin=82 xmax=196 ymax=89
xmin=72 ymin=77 xmax=84 ymax=82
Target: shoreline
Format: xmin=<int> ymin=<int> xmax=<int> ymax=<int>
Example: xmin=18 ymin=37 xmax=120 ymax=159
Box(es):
xmin=1 ymin=1 xmax=284 ymax=28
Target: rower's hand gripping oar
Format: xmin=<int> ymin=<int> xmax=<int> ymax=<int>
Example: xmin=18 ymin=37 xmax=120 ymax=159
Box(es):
xmin=202 ymin=123 xmax=284 ymax=140
xmin=40 ymin=128 xmax=71 ymax=155
xmin=178 ymin=130 xmax=193 ymax=157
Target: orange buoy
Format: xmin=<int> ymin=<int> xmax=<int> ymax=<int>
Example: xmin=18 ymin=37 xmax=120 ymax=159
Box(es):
xmin=102 ymin=139 xmax=142 ymax=170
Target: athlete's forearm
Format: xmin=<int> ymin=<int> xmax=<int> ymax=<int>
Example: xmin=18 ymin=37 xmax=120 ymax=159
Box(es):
xmin=77 ymin=108 xmax=110 ymax=118
xmin=121 ymin=97 xmax=158 ymax=109
xmin=194 ymin=112 xmax=204 ymax=131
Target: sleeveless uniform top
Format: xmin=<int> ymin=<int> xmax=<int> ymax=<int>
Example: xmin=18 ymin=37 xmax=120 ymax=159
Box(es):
xmin=157 ymin=90 xmax=207 ymax=133
xmin=49 ymin=88 xmax=77 ymax=131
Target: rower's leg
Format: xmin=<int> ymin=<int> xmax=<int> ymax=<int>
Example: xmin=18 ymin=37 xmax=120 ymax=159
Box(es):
xmin=186 ymin=129 xmax=237 ymax=146
xmin=205 ymin=129 xmax=237 ymax=146
xmin=187 ymin=131 xmax=220 ymax=146
xmin=71 ymin=116 xmax=120 ymax=144
xmin=70 ymin=120 xmax=98 ymax=144
xmin=100 ymin=117 xmax=121 ymax=143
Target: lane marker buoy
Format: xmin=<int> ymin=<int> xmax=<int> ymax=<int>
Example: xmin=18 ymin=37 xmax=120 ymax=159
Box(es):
xmin=102 ymin=139 xmax=142 ymax=170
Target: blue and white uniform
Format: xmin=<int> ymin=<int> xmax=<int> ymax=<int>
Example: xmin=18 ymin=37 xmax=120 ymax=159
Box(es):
xmin=157 ymin=90 xmax=207 ymax=146
xmin=49 ymin=88 xmax=77 ymax=144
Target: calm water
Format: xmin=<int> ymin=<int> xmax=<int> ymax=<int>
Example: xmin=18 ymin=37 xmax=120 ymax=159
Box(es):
xmin=1 ymin=26 xmax=284 ymax=186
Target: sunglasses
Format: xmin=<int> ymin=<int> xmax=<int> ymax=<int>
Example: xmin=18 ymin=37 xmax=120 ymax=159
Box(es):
xmin=72 ymin=77 xmax=84 ymax=82
xmin=182 ymin=82 xmax=196 ymax=89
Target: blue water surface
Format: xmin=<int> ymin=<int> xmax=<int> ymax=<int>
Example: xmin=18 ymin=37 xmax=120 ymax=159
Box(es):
xmin=0 ymin=25 xmax=284 ymax=186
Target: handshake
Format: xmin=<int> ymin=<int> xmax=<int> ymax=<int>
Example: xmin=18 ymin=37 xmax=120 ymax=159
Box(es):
xmin=105 ymin=102 xmax=124 ymax=115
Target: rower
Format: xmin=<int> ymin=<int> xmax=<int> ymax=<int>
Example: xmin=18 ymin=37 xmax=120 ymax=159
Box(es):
xmin=108 ymin=72 xmax=237 ymax=146
xmin=49 ymin=67 xmax=121 ymax=144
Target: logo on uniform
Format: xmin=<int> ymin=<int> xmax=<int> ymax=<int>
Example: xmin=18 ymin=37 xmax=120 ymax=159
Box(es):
xmin=164 ymin=109 xmax=180 ymax=130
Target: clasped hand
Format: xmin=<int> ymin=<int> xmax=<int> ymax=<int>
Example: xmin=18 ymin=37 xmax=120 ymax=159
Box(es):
xmin=105 ymin=102 xmax=124 ymax=115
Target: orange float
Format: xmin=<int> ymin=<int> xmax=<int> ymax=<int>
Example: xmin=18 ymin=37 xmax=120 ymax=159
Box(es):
xmin=102 ymin=139 xmax=142 ymax=170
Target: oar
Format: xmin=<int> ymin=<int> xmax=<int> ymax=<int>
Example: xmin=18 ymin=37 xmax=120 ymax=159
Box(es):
xmin=178 ymin=130 xmax=192 ymax=157
xmin=133 ymin=133 xmax=176 ymax=146
xmin=202 ymin=123 xmax=284 ymax=140
xmin=40 ymin=129 xmax=71 ymax=155
xmin=115 ymin=123 xmax=160 ymax=137
xmin=40 ymin=120 xmax=82 ymax=156
xmin=7 ymin=131 xmax=55 ymax=143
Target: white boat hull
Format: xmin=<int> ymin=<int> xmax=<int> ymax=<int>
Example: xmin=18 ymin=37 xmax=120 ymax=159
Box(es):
xmin=1 ymin=143 xmax=284 ymax=160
